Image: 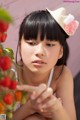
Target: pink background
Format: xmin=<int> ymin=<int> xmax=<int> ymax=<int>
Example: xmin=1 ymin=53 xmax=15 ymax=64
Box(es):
xmin=0 ymin=0 xmax=80 ymax=77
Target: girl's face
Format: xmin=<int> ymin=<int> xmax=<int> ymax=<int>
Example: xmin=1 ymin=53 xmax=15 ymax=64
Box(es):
xmin=20 ymin=36 xmax=63 ymax=73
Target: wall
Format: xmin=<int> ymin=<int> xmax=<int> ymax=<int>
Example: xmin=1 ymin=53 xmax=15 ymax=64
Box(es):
xmin=0 ymin=0 xmax=80 ymax=77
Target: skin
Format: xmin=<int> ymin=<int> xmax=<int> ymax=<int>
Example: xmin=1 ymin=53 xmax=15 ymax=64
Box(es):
xmin=20 ymin=35 xmax=63 ymax=74
xmin=13 ymin=35 xmax=76 ymax=120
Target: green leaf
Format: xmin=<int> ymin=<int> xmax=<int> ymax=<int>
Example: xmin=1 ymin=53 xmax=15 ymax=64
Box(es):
xmin=0 ymin=8 xmax=13 ymax=23
xmin=0 ymin=43 xmax=4 ymax=49
xmin=3 ymin=48 xmax=14 ymax=60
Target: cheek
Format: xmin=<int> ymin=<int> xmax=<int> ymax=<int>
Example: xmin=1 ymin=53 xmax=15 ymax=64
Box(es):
xmin=20 ymin=45 xmax=31 ymax=62
xmin=50 ymin=54 xmax=58 ymax=62
xmin=21 ymin=43 xmax=32 ymax=56
xmin=48 ymin=49 xmax=60 ymax=64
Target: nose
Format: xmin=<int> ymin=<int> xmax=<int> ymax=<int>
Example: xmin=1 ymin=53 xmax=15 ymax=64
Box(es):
xmin=35 ymin=43 xmax=46 ymax=57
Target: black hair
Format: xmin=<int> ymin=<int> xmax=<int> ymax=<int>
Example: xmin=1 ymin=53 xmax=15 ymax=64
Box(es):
xmin=16 ymin=10 xmax=69 ymax=67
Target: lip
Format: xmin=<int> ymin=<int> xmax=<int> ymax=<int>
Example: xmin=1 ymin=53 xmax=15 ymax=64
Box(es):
xmin=32 ymin=60 xmax=46 ymax=66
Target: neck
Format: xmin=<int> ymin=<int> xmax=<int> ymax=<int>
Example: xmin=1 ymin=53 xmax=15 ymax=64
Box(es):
xmin=21 ymin=66 xmax=51 ymax=86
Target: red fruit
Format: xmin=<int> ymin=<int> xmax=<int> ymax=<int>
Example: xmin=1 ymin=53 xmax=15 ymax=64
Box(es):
xmin=0 ymin=32 xmax=7 ymax=42
xmin=3 ymin=93 xmax=13 ymax=105
xmin=0 ymin=56 xmax=11 ymax=71
xmin=1 ymin=76 xmax=11 ymax=87
xmin=9 ymin=80 xmax=17 ymax=89
xmin=0 ymin=32 xmax=2 ymax=40
xmin=0 ymin=20 xmax=9 ymax=32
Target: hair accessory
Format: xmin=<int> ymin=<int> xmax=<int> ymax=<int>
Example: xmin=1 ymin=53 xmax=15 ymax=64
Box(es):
xmin=46 ymin=7 xmax=79 ymax=36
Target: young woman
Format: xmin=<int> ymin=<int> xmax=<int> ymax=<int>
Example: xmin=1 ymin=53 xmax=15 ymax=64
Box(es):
xmin=12 ymin=7 xmax=79 ymax=120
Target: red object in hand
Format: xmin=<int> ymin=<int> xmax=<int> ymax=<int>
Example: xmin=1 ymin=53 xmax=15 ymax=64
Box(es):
xmin=9 ymin=80 xmax=17 ymax=89
xmin=0 ymin=56 xmax=11 ymax=71
xmin=0 ymin=20 xmax=9 ymax=32
xmin=3 ymin=93 xmax=13 ymax=105
xmin=1 ymin=76 xmax=11 ymax=87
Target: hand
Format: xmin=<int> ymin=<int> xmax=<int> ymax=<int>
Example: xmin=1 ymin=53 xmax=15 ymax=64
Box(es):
xmin=17 ymin=84 xmax=62 ymax=118
xmin=37 ymin=96 xmax=62 ymax=118
xmin=30 ymin=84 xmax=62 ymax=118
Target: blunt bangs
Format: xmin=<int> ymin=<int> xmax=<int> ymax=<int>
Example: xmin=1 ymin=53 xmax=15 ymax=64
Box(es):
xmin=19 ymin=10 xmax=68 ymax=44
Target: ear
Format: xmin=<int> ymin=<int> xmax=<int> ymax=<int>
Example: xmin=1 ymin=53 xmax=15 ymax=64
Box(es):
xmin=58 ymin=47 xmax=63 ymax=59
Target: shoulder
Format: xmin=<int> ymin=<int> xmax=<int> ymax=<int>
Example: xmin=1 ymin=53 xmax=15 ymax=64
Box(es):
xmin=56 ymin=65 xmax=73 ymax=89
xmin=51 ymin=65 xmax=73 ymax=91
xmin=59 ymin=65 xmax=73 ymax=80
xmin=52 ymin=65 xmax=74 ymax=95
xmin=54 ymin=65 xmax=74 ymax=99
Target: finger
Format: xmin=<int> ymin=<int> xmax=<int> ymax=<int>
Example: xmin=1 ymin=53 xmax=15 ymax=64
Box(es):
xmin=31 ymin=84 xmax=47 ymax=100
xmin=37 ymin=87 xmax=53 ymax=103
xmin=41 ymin=95 xmax=57 ymax=109
xmin=16 ymin=85 xmax=37 ymax=92
xmin=40 ymin=109 xmax=52 ymax=118
xmin=41 ymin=95 xmax=62 ymax=112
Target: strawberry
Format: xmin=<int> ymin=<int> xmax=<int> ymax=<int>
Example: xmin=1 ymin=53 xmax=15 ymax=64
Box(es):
xmin=1 ymin=76 xmax=11 ymax=87
xmin=0 ymin=20 xmax=9 ymax=32
xmin=9 ymin=80 xmax=17 ymax=89
xmin=0 ymin=32 xmax=7 ymax=42
xmin=3 ymin=93 xmax=13 ymax=105
xmin=0 ymin=32 xmax=2 ymax=40
xmin=0 ymin=56 xmax=11 ymax=71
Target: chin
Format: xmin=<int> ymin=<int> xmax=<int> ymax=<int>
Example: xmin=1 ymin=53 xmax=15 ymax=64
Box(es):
xmin=29 ymin=67 xmax=46 ymax=73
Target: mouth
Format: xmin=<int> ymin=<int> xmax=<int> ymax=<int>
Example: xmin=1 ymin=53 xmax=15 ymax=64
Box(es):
xmin=32 ymin=60 xmax=46 ymax=66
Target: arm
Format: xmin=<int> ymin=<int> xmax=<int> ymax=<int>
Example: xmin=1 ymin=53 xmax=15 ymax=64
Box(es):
xmin=54 ymin=66 xmax=76 ymax=120
xmin=23 ymin=113 xmax=47 ymax=120
xmin=12 ymin=100 xmax=35 ymax=120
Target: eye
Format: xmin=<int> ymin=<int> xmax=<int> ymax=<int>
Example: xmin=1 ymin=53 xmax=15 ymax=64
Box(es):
xmin=26 ymin=41 xmax=37 ymax=46
xmin=46 ymin=43 xmax=55 ymax=47
xmin=29 ymin=42 xmax=36 ymax=45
